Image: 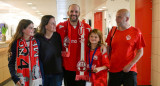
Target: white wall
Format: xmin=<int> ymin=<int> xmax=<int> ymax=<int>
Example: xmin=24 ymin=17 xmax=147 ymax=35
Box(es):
xmin=81 ymin=0 xmax=131 ymax=42
xmin=104 ymin=0 xmax=130 ymax=29
xmin=81 ymin=11 xmax=94 ymax=29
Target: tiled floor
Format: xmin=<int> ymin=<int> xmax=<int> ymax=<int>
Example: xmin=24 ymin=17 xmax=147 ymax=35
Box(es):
xmin=2 ymin=80 xmax=14 ymax=86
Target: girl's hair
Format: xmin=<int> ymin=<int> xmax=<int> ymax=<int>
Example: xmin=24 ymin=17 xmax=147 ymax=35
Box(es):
xmin=8 ymin=19 xmax=33 ymax=53
xmin=88 ymin=29 xmax=104 ymax=47
xmin=39 ymin=15 xmax=55 ymax=36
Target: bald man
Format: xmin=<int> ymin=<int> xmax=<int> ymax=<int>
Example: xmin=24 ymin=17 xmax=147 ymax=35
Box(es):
xmin=105 ymin=9 xmax=145 ymax=86
xmin=56 ymin=4 xmax=91 ymax=86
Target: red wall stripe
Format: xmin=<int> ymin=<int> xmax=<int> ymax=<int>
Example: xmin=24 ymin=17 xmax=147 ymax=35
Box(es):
xmin=135 ymin=0 xmax=152 ymax=85
xmin=94 ymin=12 xmax=102 ymax=31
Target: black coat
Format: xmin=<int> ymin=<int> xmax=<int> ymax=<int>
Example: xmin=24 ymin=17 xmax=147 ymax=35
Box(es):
xmin=35 ymin=32 xmax=63 ymax=74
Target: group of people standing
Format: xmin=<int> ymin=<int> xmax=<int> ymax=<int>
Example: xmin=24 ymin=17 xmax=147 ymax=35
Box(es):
xmin=8 ymin=4 xmax=145 ymax=86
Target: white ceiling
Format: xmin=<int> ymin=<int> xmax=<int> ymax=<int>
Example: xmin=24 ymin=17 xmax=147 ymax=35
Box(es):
xmin=56 ymin=0 xmax=107 ymax=17
xmin=0 ymin=0 xmax=130 ymax=26
xmin=0 ymin=0 xmax=57 ymax=18
xmin=0 ymin=0 xmax=107 ymax=20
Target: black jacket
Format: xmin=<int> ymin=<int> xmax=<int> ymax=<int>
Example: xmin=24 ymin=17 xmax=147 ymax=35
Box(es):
xmin=35 ymin=32 xmax=63 ymax=74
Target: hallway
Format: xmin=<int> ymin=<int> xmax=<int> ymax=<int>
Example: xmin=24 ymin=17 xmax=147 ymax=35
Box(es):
xmin=0 ymin=0 xmax=159 ymax=86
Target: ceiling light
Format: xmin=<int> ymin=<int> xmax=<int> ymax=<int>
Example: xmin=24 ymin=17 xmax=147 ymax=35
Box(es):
xmin=27 ymin=3 xmax=32 ymax=5
xmin=31 ymin=7 xmax=37 ymax=10
xmin=0 ymin=2 xmax=12 ymax=7
xmin=98 ymin=9 xmax=103 ymax=10
xmin=102 ymin=7 xmax=106 ymax=8
xmin=38 ymin=13 xmax=42 ymax=14
xmin=35 ymin=11 xmax=40 ymax=12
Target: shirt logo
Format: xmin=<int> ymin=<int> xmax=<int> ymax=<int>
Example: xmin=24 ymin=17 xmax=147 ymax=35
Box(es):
xmin=93 ymin=55 xmax=98 ymax=60
xmin=126 ymin=35 xmax=131 ymax=40
xmin=105 ymin=55 xmax=107 ymax=58
xmin=59 ymin=25 xmax=64 ymax=29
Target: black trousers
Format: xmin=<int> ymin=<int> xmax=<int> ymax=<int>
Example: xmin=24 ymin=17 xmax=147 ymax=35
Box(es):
xmin=108 ymin=71 xmax=137 ymax=86
xmin=63 ymin=68 xmax=86 ymax=86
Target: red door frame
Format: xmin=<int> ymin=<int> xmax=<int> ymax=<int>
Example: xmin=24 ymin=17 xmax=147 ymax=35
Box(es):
xmin=94 ymin=12 xmax=102 ymax=31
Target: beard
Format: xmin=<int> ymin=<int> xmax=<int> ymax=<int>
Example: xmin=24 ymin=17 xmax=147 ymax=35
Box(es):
xmin=69 ymin=15 xmax=78 ymax=22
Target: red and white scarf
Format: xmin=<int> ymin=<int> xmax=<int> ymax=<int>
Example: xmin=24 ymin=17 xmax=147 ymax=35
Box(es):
xmin=16 ymin=37 xmax=41 ymax=86
xmin=66 ymin=21 xmax=88 ymax=80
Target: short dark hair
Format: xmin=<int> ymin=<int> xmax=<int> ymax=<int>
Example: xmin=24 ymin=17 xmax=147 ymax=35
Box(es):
xmin=68 ymin=4 xmax=80 ymax=11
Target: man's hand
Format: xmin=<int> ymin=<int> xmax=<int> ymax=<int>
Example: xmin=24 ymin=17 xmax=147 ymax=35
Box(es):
xmin=100 ymin=44 xmax=107 ymax=54
xmin=123 ymin=48 xmax=143 ymax=72
xmin=123 ymin=64 xmax=132 ymax=72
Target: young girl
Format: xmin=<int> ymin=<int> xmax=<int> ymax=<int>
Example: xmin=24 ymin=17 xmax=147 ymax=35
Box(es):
xmin=86 ymin=29 xmax=110 ymax=86
xmin=8 ymin=19 xmax=42 ymax=86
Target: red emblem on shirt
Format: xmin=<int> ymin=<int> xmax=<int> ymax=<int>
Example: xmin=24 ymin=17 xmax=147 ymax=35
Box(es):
xmin=126 ymin=35 xmax=131 ymax=40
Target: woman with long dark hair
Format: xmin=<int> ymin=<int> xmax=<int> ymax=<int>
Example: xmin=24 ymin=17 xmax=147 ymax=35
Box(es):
xmin=35 ymin=15 xmax=63 ymax=86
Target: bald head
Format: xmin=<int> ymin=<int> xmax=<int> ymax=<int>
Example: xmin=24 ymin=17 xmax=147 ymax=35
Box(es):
xmin=116 ymin=9 xmax=130 ymax=29
xmin=117 ymin=9 xmax=130 ymax=18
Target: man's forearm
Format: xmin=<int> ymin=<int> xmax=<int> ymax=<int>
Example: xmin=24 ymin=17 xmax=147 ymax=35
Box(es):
xmin=129 ymin=48 xmax=144 ymax=67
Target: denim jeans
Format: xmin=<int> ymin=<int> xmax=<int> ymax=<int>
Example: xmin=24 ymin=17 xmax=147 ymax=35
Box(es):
xmin=44 ymin=73 xmax=63 ymax=86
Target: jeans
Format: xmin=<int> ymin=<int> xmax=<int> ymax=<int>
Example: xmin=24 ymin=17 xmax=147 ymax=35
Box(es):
xmin=44 ymin=73 xmax=63 ymax=86
xmin=108 ymin=71 xmax=137 ymax=86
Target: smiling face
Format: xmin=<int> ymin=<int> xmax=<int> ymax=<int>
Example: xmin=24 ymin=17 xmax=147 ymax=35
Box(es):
xmin=22 ymin=23 xmax=34 ymax=37
xmin=67 ymin=4 xmax=80 ymax=22
xmin=89 ymin=33 xmax=100 ymax=45
xmin=45 ymin=18 xmax=56 ymax=32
